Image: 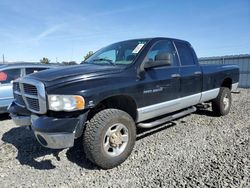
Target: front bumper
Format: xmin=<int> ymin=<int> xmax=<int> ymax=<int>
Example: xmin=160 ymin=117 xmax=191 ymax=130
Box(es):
xmin=8 ymin=102 xmax=88 ymax=149
xmin=8 ymin=101 xmax=32 ymax=126
xmin=31 ymin=115 xmax=85 ymax=149
xmin=10 ymin=114 xmax=31 ymax=126
xmin=0 ymin=97 xmax=14 ymax=114
xmin=0 ymin=106 xmax=8 ymax=114
xmin=34 ymin=131 xmax=75 ymax=149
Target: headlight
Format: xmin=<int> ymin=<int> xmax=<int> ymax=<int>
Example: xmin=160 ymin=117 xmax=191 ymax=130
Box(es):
xmin=48 ymin=95 xmax=85 ymax=111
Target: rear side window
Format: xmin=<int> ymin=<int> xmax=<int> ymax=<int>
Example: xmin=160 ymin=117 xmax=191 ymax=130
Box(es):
xmin=0 ymin=69 xmax=21 ymax=84
xmin=175 ymin=42 xmax=195 ymax=66
xmin=26 ymin=67 xmax=48 ymax=75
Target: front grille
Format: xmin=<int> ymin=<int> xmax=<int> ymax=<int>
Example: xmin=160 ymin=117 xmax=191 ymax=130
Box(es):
xmin=23 ymin=83 xmax=38 ymax=95
xmin=13 ymin=79 xmax=47 ymax=114
xmin=26 ymin=97 xmax=40 ymax=111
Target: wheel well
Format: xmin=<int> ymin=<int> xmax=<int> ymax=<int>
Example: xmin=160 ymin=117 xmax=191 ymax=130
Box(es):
xmin=87 ymin=95 xmax=137 ymax=121
xmin=221 ymin=78 xmax=232 ymax=90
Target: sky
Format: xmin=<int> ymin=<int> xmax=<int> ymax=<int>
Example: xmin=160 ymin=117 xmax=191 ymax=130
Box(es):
xmin=0 ymin=0 xmax=249 ymax=63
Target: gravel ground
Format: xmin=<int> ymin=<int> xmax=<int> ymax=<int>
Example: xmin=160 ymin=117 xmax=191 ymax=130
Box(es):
xmin=0 ymin=89 xmax=249 ymax=188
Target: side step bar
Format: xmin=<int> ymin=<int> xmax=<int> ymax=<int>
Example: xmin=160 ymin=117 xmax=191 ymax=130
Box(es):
xmin=137 ymin=106 xmax=196 ymax=129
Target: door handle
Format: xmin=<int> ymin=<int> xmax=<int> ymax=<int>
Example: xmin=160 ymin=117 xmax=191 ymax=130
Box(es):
xmin=171 ymin=74 xmax=181 ymax=78
xmin=194 ymin=71 xmax=202 ymax=75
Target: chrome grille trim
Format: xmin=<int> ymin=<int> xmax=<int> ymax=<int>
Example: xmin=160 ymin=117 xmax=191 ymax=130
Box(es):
xmin=14 ymin=90 xmax=22 ymax=95
xmin=13 ymin=92 xmax=25 ymax=107
xmin=13 ymin=82 xmax=21 ymax=92
xmin=23 ymin=93 xmax=39 ymax=99
xmin=13 ymin=78 xmax=47 ymax=114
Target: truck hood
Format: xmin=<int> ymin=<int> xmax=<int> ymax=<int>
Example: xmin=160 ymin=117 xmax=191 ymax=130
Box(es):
xmin=28 ymin=64 xmax=123 ymax=86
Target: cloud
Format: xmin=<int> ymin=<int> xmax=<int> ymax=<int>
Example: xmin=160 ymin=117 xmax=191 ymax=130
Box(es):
xmin=5 ymin=24 xmax=65 ymax=46
xmin=33 ymin=24 xmax=63 ymax=42
xmin=30 ymin=4 xmax=152 ymax=42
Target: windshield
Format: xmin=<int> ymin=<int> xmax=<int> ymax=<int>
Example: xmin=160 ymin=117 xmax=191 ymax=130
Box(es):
xmin=82 ymin=39 xmax=149 ymax=66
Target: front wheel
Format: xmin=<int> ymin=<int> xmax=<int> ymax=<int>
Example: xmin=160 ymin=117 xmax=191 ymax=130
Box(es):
xmin=212 ymin=87 xmax=232 ymax=116
xmin=83 ymin=109 xmax=136 ymax=169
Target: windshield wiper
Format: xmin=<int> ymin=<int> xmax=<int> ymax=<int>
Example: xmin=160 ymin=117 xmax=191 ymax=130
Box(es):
xmin=93 ymin=58 xmax=116 ymax=66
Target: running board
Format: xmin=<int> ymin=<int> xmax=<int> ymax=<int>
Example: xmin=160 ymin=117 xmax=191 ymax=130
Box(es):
xmin=137 ymin=106 xmax=196 ymax=129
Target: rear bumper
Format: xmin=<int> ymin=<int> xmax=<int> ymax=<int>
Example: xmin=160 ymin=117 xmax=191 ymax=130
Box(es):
xmin=8 ymin=101 xmax=88 ymax=149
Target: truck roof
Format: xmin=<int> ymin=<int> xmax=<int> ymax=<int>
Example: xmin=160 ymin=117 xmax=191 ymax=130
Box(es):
xmin=120 ymin=37 xmax=190 ymax=44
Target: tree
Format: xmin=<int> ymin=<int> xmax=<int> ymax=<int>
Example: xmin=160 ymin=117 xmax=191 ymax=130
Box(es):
xmin=68 ymin=61 xmax=77 ymax=65
xmin=62 ymin=61 xmax=77 ymax=65
xmin=40 ymin=57 xmax=50 ymax=64
xmin=84 ymin=51 xmax=93 ymax=61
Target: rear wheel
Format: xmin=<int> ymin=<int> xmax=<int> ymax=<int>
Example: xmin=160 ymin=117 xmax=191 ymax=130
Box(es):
xmin=83 ymin=109 xmax=136 ymax=169
xmin=212 ymin=87 xmax=232 ymax=116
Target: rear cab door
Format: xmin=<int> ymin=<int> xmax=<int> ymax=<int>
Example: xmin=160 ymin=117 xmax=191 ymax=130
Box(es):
xmin=174 ymin=40 xmax=202 ymax=106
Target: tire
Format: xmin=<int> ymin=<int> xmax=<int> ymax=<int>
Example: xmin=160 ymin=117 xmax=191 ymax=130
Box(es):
xmin=212 ymin=87 xmax=232 ymax=116
xmin=83 ymin=109 xmax=136 ymax=169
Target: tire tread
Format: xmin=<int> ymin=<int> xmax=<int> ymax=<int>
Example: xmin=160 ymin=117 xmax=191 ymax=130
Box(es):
xmin=212 ymin=87 xmax=231 ymax=116
xmin=83 ymin=109 xmax=136 ymax=169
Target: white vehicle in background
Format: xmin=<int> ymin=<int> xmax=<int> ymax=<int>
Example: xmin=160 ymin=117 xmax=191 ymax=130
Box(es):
xmin=0 ymin=63 xmax=55 ymax=114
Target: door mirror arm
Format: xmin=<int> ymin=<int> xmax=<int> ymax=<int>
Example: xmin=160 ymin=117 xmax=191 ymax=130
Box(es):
xmin=137 ymin=63 xmax=146 ymax=80
xmin=137 ymin=53 xmax=172 ymax=80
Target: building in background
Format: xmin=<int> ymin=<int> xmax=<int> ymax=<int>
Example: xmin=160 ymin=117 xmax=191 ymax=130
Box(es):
xmin=199 ymin=54 xmax=250 ymax=88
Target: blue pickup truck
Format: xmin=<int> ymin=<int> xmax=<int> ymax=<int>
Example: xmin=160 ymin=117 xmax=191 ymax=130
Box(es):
xmin=9 ymin=37 xmax=239 ymax=169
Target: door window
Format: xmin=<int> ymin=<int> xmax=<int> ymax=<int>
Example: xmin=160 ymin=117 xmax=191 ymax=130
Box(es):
xmin=0 ymin=69 xmax=21 ymax=84
xmin=26 ymin=67 xmax=47 ymax=75
xmin=146 ymin=40 xmax=178 ymax=66
xmin=175 ymin=42 xmax=195 ymax=66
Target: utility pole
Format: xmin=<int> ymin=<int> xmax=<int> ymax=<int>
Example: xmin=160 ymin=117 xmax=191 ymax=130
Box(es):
xmin=2 ymin=54 xmax=5 ymax=64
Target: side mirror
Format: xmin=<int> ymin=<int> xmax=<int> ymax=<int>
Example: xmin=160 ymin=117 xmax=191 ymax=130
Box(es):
xmin=144 ymin=53 xmax=172 ymax=69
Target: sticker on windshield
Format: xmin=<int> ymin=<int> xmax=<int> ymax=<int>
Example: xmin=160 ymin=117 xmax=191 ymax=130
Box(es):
xmin=132 ymin=43 xmax=145 ymax=54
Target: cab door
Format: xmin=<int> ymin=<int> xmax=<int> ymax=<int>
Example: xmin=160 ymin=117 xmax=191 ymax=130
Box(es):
xmin=174 ymin=41 xmax=202 ymax=104
xmin=137 ymin=40 xmax=181 ymax=121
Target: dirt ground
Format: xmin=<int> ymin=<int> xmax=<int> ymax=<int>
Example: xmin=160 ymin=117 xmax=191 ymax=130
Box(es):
xmin=0 ymin=89 xmax=249 ymax=188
